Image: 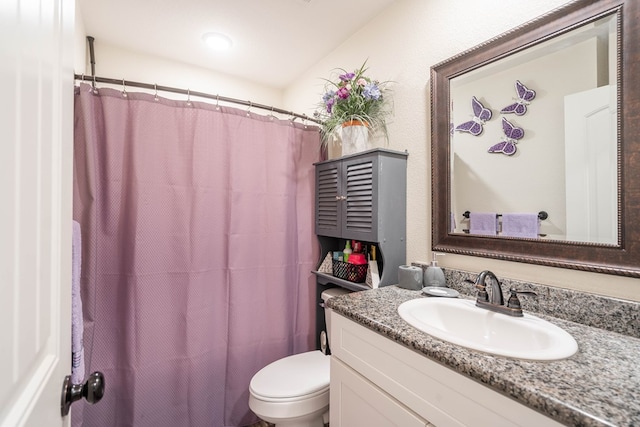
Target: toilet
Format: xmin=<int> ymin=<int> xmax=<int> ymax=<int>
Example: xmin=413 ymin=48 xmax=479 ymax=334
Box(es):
xmin=248 ymin=287 xmax=350 ymax=427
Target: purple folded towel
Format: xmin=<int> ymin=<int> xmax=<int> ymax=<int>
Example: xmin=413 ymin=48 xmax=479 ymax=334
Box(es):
xmin=469 ymin=212 xmax=498 ymax=236
xmin=502 ymin=213 xmax=539 ymax=238
xmin=450 ymin=211 xmax=456 ymax=233
xmin=72 ymin=220 xmax=85 ymax=384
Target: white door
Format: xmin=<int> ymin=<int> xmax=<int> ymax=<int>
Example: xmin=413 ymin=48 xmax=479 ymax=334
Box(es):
xmin=564 ymin=85 xmax=618 ymax=245
xmin=0 ymin=0 xmax=75 ymax=426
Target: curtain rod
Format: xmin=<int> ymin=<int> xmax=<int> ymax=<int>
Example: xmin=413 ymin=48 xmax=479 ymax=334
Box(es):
xmin=73 ymin=73 xmax=323 ymax=125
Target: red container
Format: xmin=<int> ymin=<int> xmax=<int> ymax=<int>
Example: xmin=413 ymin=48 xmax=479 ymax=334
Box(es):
xmin=348 ymin=253 xmax=367 ymax=265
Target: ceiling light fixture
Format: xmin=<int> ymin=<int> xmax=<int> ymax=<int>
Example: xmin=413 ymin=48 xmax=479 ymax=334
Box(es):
xmin=202 ymin=32 xmax=233 ymax=51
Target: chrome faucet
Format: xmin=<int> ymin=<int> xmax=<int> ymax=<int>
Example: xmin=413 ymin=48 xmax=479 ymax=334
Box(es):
xmin=470 ymin=270 xmax=537 ymax=317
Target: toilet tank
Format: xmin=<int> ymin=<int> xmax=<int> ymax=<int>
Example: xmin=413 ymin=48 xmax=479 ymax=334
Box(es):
xmin=320 ymin=287 xmax=351 ymax=351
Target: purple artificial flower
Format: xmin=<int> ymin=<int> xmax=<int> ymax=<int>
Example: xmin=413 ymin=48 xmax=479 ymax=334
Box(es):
xmin=322 ymin=90 xmax=336 ymax=102
xmin=339 ymin=72 xmax=356 ymax=82
xmin=362 ymin=83 xmax=381 ymax=101
xmin=337 ymin=86 xmax=350 ymax=99
xmin=326 ymin=97 xmax=335 ymax=113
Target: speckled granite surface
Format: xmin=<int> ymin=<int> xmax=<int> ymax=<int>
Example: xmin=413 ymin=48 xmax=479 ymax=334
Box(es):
xmin=326 ymin=285 xmax=640 ymax=427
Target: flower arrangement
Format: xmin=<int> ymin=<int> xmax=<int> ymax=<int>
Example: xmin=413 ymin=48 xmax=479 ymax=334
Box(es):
xmin=316 ymin=61 xmax=392 ymax=145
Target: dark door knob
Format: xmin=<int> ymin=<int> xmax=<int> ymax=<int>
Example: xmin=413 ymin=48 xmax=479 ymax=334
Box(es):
xmin=61 ymin=371 xmax=105 ymax=416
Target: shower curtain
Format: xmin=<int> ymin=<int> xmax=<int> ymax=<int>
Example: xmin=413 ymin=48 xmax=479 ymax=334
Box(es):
xmin=72 ymin=84 xmax=321 ymax=426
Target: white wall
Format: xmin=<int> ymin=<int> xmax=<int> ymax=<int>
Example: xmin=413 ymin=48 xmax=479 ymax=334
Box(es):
xmin=75 ymin=0 xmax=86 ymax=72
xmin=284 ymin=0 xmax=640 ymax=301
xmin=73 ymin=4 xmax=283 ymax=108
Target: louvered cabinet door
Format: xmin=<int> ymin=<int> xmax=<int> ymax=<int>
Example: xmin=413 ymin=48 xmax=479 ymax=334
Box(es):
xmin=316 ymin=162 xmax=342 ymax=237
xmin=315 ymin=155 xmax=379 ymax=241
xmin=342 ymin=156 xmax=378 ymax=241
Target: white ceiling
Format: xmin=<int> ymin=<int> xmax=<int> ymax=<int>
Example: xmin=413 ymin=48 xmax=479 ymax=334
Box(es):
xmin=78 ymin=0 xmax=396 ymax=89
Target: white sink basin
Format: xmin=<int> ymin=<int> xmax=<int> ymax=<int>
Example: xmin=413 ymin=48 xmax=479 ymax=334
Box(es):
xmin=398 ymin=297 xmax=578 ymax=361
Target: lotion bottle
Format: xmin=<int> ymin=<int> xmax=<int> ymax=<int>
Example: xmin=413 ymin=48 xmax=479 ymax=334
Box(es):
xmin=342 ymin=240 xmax=352 ymax=262
xmin=424 ymin=252 xmax=446 ymax=287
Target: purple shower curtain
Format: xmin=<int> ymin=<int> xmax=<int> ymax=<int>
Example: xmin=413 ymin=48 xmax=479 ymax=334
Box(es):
xmin=72 ymin=84 xmax=321 ymax=426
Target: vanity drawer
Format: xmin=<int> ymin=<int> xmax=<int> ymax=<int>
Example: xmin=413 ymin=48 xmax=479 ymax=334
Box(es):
xmin=330 ymin=313 xmax=563 ymax=427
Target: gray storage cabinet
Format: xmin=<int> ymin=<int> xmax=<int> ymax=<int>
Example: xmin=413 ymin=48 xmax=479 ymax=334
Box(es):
xmin=313 ymin=148 xmax=408 ymax=290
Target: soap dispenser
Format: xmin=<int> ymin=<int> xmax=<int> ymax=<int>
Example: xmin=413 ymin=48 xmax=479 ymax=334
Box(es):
xmin=424 ymin=252 xmax=446 ymax=287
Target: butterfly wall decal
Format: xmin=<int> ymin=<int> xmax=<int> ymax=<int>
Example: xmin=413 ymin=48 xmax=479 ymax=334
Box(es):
xmin=488 ymin=117 xmax=524 ymax=156
xmin=501 ymin=80 xmax=536 ymax=116
xmin=455 ymin=96 xmax=492 ymax=136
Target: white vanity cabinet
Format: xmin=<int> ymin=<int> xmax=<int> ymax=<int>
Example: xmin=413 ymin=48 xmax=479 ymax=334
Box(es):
xmin=330 ymin=313 xmax=565 ymax=427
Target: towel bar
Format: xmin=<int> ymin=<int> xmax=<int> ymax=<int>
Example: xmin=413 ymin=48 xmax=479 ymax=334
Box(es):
xmin=462 ymin=210 xmax=548 ymax=220
xmin=460 ymin=210 xmax=548 ymax=237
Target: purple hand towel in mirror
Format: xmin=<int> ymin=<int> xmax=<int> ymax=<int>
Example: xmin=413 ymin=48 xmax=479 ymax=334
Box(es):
xmin=502 ymin=212 xmax=539 ymax=238
xmin=469 ymin=212 xmax=498 ymax=236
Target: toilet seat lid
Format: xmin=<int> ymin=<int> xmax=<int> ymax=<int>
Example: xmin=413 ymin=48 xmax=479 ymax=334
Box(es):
xmin=250 ymin=351 xmax=329 ymax=399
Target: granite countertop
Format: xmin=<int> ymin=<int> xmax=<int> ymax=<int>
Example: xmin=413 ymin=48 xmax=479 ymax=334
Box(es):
xmin=327 ymin=286 xmax=640 ymax=427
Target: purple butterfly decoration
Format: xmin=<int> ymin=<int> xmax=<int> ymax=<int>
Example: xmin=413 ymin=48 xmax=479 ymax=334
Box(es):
xmin=455 ymin=96 xmax=492 ymax=136
xmin=488 ymin=117 xmax=524 ymax=156
xmin=501 ymin=80 xmax=536 ymax=116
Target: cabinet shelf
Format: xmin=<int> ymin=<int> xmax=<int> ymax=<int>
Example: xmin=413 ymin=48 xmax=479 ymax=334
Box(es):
xmin=312 ymin=270 xmax=371 ymax=292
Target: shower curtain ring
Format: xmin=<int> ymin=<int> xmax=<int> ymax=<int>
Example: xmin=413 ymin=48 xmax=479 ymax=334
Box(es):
xmin=215 ymin=94 xmax=220 ymax=110
xmin=154 ymin=84 xmax=159 ymax=101
xmin=91 ymin=75 xmax=98 ymax=94
xmin=269 ymin=106 xmax=275 ymax=120
xmin=186 ymin=89 xmax=192 ymax=106
xmin=246 ymin=101 xmax=252 ymax=116
xmin=121 ymin=79 xmax=128 ymax=98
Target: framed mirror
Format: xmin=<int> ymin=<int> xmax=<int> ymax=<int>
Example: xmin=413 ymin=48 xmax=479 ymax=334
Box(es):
xmin=431 ymin=0 xmax=640 ymax=277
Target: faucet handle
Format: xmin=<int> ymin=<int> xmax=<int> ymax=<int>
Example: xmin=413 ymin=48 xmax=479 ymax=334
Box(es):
xmin=465 ymin=278 xmax=488 ymax=302
xmin=506 ymin=288 xmax=538 ymax=310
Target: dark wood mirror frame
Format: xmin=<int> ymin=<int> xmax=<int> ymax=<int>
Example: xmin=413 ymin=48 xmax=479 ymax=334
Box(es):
xmin=431 ymin=0 xmax=640 ymax=278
